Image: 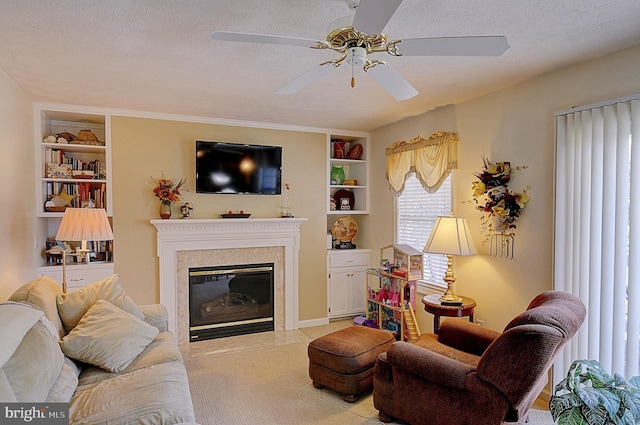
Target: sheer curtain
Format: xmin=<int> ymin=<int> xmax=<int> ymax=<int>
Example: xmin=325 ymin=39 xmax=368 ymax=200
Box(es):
xmin=554 ymin=95 xmax=640 ymax=384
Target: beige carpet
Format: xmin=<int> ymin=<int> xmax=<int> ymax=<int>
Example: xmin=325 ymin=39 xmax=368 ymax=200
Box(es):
xmin=182 ymin=322 xmax=555 ymax=425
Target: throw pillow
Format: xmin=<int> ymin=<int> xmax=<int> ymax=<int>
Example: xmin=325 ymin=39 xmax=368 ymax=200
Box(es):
xmin=57 ymin=274 xmax=144 ymax=332
xmin=8 ymin=275 xmax=65 ymax=339
xmin=60 ymin=300 xmax=159 ymax=372
xmin=0 ymin=303 xmax=64 ymax=402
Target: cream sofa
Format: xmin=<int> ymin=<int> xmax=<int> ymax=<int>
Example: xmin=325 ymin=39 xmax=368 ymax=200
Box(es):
xmin=2 ymin=274 xmax=198 ymax=425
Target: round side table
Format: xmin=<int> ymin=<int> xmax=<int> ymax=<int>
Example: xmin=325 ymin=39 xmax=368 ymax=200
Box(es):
xmin=422 ymin=294 xmax=477 ymax=334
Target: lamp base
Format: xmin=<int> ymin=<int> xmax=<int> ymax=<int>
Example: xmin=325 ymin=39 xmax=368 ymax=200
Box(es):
xmin=76 ymin=248 xmax=90 ymax=263
xmin=439 ymin=291 xmax=463 ymax=305
xmin=439 ymin=255 xmax=463 ymax=305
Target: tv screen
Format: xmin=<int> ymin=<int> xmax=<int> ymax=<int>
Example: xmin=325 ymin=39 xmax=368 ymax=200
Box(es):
xmin=196 ymin=141 xmax=282 ymax=195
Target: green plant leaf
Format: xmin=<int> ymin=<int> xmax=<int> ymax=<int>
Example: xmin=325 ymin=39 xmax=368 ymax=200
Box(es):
xmin=557 ymin=377 xmax=572 ymax=393
xmin=596 ymin=388 xmax=621 ymax=420
xmin=580 ymin=404 xmax=608 ymax=425
xmin=551 ymin=394 xmax=582 ymax=420
xmin=619 ymin=409 xmax=637 ymax=425
xmin=619 ymin=390 xmax=640 ymax=420
xmin=578 ymin=387 xmax=603 ymax=411
xmin=557 ymin=407 xmax=588 ymax=425
xmin=628 ymin=376 xmax=640 ymax=390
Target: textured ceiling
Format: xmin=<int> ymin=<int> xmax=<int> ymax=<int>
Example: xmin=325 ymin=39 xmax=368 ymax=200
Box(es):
xmin=1 ymin=0 xmax=639 ymax=132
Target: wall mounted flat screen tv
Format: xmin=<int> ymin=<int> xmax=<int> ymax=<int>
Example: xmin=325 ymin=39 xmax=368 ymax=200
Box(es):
xmin=196 ymin=141 xmax=282 ymax=195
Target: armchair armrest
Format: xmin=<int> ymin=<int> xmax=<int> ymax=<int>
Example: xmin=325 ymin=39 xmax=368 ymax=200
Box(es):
xmin=139 ymin=304 xmax=169 ymax=332
xmin=387 ymin=341 xmax=475 ymax=390
xmin=437 ymin=320 xmax=501 ymax=356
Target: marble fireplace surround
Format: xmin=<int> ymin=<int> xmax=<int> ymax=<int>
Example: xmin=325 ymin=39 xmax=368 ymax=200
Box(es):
xmin=151 ymin=218 xmax=307 ymax=344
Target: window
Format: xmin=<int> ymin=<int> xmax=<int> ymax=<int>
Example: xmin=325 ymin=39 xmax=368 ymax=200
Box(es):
xmin=396 ymin=173 xmax=452 ymax=292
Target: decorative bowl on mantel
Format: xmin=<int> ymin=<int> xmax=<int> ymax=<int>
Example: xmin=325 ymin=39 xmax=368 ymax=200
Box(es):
xmin=220 ymin=213 xmax=251 ymax=218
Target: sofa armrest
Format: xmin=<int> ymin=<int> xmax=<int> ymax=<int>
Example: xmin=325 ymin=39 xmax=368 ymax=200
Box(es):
xmin=387 ymin=341 xmax=475 ymax=390
xmin=139 ymin=304 xmax=169 ymax=332
xmin=437 ymin=320 xmax=501 ymax=356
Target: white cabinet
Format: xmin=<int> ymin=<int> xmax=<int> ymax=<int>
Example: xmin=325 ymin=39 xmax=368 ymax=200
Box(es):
xmin=327 ymin=249 xmax=370 ymax=319
xmin=37 ymin=262 xmax=115 ymax=290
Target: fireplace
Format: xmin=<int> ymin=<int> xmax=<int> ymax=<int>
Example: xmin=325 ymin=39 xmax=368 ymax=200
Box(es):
xmin=189 ymin=263 xmax=274 ymax=341
xmin=151 ymin=218 xmax=307 ymax=345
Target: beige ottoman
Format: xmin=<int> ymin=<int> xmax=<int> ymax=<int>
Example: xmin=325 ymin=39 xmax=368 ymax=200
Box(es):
xmin=308 ymin=325 xmax=395 ymax=402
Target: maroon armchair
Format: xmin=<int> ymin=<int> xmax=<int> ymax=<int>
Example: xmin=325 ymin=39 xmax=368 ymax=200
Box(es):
xmin=373 ymin=291 xmax=586 ymax=425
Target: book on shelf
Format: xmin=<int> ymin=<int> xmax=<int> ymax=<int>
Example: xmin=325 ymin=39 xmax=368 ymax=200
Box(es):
xmin=44 ymin=149 xmax=105 ymax=178
xmin=45 ymin=182 xmax=106 ymax=210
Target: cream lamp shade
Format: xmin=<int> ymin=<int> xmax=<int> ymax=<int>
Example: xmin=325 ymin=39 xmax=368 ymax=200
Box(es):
xmin=56 ymin=208 xmax=114 ymax=242
xmin=55 ymin=208 xmax=113 ymax=292
xmin=423 ymin=216 xmax=477 ymax=304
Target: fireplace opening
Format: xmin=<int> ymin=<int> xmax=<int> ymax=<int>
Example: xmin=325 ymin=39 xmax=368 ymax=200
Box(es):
xmin=189 ymin=263 xmax=274 ymax=341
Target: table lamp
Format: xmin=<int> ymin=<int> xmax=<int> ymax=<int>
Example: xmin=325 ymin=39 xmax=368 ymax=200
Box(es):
xmin=55 ymin=208 xmax=114 ymax=293
xmin=423 ymin=216 xmax=477 ymax=305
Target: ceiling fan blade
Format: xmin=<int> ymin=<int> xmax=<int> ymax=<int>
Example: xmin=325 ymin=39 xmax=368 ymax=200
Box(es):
xmin=211 ymin=31 xmax=325 ymax=48
xmin=397 ymin=36 xmax=509 ymax=56
xmin=276 ymin=64 xmax=334 ymax=95
xmin=352 ymin=0 xmax=403 ymax=35
xmin=367 ymin=63 xmax=418 ymax=101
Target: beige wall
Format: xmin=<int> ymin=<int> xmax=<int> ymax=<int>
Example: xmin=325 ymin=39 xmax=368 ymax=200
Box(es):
xmin=0 ymin=66 xmax=37 ymax=299
xmin=110 ymin=116 xmax=328 ymax=320
xmin=369 ymin=44 xmax=640 ymax=333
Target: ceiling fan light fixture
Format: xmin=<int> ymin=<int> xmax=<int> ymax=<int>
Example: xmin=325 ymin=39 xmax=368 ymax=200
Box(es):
xmin=211 ymin=0 xmax=508 ymax=99
xmin=347 ymin=46 xmax=367 ymax=67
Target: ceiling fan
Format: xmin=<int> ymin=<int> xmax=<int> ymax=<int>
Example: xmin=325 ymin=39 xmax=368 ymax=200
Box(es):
xmin=211 ymin=0 xmax=509 ymax=101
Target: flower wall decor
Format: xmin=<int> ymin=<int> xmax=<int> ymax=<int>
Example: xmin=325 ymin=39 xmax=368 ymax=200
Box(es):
xmin=151 ymin=176 xmax=185 ymax=219
xmin=470 ymin=156 xmax=529 ymax=258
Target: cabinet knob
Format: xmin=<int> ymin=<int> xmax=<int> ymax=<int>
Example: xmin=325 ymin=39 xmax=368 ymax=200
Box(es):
xmin=69 ymin=277 xmax=84 ymax=282
xmin=346 ymin=259 xmax=353 ymax=263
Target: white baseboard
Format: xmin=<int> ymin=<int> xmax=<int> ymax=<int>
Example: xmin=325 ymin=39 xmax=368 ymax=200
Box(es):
xmin=298 ymin=317 xmax=330 ymax=328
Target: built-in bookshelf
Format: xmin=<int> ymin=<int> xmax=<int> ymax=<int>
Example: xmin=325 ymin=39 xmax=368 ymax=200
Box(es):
xmin=35 ymin=105 xmax=114 ymax=284
xmin=327 ymin=134 xmax=369 ymax=215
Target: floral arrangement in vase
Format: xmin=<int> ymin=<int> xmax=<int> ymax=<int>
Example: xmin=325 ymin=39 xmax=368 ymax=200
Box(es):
xmin=152 ymin=176 xmax=185 ymax=219
xmin=470 ymin=157 xmax=529 ymax=256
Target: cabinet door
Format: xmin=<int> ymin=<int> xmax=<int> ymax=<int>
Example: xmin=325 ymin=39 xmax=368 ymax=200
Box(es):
xmin=328 ymin=270 xmax=351 ymax=318
xmin=37 ymin=263 xmax=115 ymax=290
xmin=349 ymin=269 xmax=366 ymax=314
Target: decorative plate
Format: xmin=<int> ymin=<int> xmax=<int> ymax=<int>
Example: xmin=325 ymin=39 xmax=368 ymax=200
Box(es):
xmin=331 ymin=216 xmax=358 ymax=242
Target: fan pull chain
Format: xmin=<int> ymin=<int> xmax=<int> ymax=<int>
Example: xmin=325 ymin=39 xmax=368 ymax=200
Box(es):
xmin=351 ymin=60 xmax=355 ymax=88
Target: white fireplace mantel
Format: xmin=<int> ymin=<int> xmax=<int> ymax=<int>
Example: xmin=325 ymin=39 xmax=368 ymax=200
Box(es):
xmin=151 ymin=218 xmax=307 ymax=337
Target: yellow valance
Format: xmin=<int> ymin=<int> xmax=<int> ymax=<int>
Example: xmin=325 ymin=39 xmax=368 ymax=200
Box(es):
xmin=385 ymin=131 xmax=458 ymax=195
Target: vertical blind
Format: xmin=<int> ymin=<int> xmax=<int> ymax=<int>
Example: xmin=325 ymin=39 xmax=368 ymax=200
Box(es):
xmin=397 ymin=173 xmax=452 ymax=291
xmin=554 ymin=96 xmax=640 ymax=383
